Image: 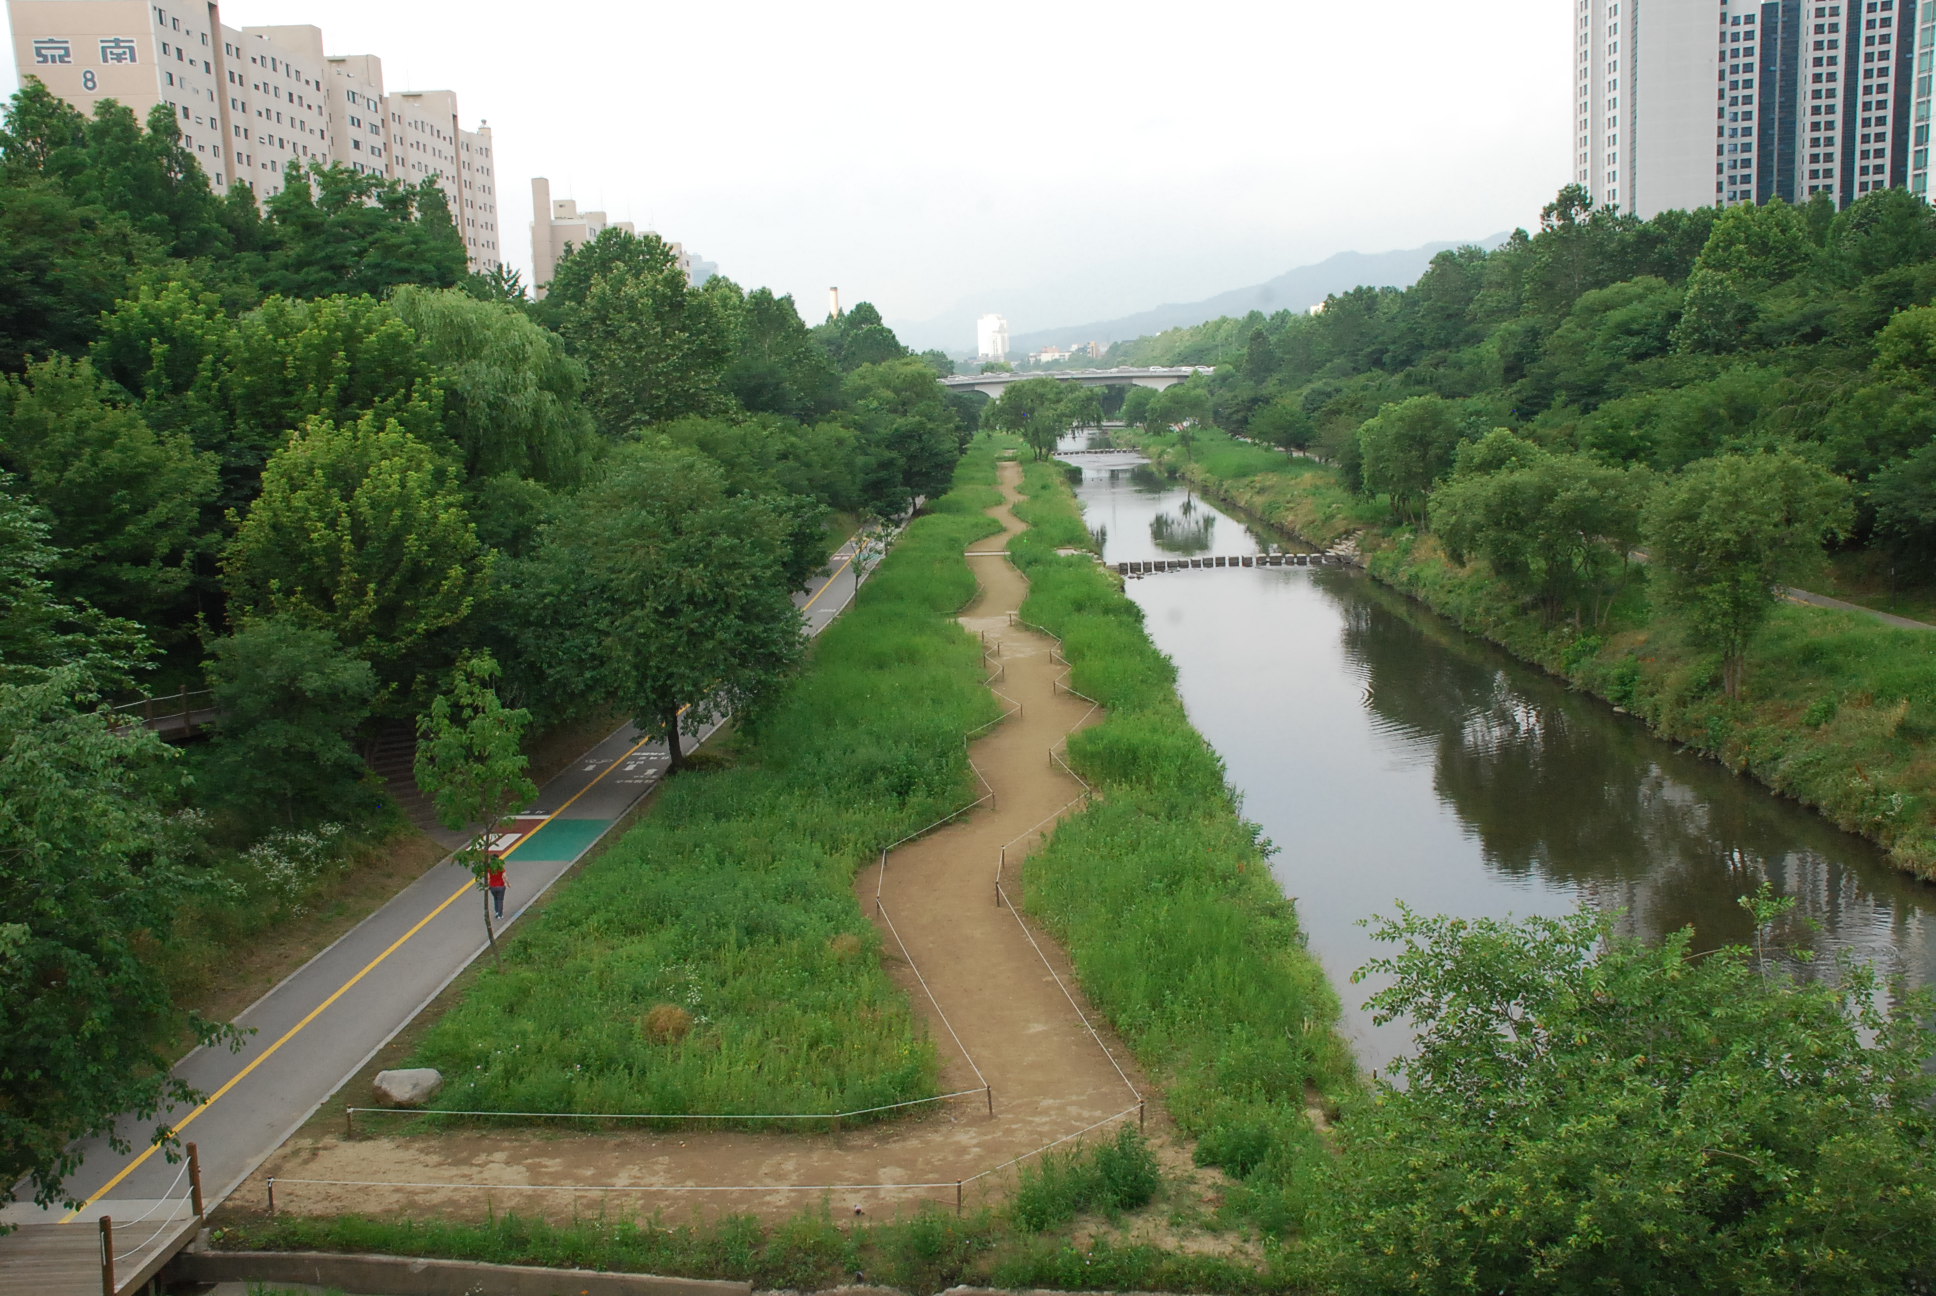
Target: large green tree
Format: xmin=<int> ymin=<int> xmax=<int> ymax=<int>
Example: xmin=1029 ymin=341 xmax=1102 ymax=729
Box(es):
xmin=223 ymin=414 xmax=488 ymax=698
xmin=983 ymin=374 xmax=1068 ymax=461
xmin=0 ymin=356 xmax=218 ymax=629
xmin=539 ymin=228 xmax=732 ymax=434
xmin=1357 ymin=394 xmax=1468 ymax=525
xmin=1327 ymin=899 xmax=1936 ymax=1295
xmin=0 ymin=662 xmax=236 ymax=1214
xmin=388 ymin=285 xmax=594 ymax=485
xmin=507 ymin=444 xmax=803 ymax=761
xmin=200 ymin=617 xmax=377 ymax=829
xmin=258 ymin=163 xmax=466 ymax=299
xmin=842 ymin=357 xmax=967 ymax=511
xmin=1642 ymin=450 xmax=1851 ymax=696
xmin=1431 ymin=434 xmax=1650 ymax=624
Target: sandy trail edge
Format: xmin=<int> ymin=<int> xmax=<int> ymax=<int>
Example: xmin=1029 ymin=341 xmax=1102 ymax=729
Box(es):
xmin=244 ymin=460 xmax=1184 ymax=1225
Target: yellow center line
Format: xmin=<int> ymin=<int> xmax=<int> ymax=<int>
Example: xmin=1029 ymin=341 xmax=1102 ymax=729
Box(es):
xmin=61 ymin=547 xmax=862 ymax=1220
xmin=798 ymin=552 xmax=855 ymax=614
xmin=61 ymin=878 xmax=475 ymax=1219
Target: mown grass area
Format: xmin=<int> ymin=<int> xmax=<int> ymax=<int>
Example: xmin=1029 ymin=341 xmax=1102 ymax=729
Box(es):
xmin=404 ymin=442 xmax=1006 ymax=1120
xmin=1003 ymin=455 xmax=1354 ymax=1237
xmin=217 ymin=1131 xmax=1277 ymax=1294
xmin=1137 ymin=434 xmax=1936 ymax=879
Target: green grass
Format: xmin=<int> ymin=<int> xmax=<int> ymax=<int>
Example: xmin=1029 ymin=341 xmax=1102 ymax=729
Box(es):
xmin=1135 ymin=429 xmax=1381 ymax=548
xmin=218 ymin=1201 xmax=1286 ymax=1295
xmin=405 ymin=442 xmax=1007 ymax=1121
xmin=1003 ymin=457 xmax=1354 ymax=1237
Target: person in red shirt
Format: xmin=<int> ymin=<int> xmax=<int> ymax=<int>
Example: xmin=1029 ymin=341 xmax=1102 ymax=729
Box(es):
xmin=486 ymin=864 xmax=507 ymax=920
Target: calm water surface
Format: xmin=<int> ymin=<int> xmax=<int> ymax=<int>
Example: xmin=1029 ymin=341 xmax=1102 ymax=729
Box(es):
xmin=1064 ymin=448 xmax=1936 ymax=1072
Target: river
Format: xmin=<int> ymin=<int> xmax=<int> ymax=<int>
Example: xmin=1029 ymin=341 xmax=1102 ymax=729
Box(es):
xmin=1062 ymin=446 xmax=1936 ymax=1072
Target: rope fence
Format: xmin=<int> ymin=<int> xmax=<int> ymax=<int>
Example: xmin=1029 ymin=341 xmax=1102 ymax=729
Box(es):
xmin=345 ymin=1088 xmax=993 ymax=1136
xmin=266 ymin=1103 xmax=1146 ymax=1218
xmin=266 ymin=508 xmax=1151 ymax=1228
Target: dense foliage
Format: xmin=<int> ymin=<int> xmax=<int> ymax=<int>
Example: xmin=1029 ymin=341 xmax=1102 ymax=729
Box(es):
xmin=1323 ymin=898 xmax=1936 ymax=1295
xmin=408 ymin=446 xmax=1005 ymax=1118
xmin=1003 ymin=455 xmax=1351 ymax=1235
xmin=0 ymin=80 xmax=972 ymax=1211
xmin=1115 ymin=184 xmax=1936 ymax=597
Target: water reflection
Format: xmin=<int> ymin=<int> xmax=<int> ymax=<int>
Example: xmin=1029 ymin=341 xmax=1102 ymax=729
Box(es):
xmin=1150 ymin=498 xmax=1216 ymax=555
xmin=1065 ymin=447 xmax=1936 ymax=1070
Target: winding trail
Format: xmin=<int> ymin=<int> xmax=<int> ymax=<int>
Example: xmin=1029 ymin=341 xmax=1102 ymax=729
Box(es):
xmin=249 ymin=460 xmax=1170 ymax=1222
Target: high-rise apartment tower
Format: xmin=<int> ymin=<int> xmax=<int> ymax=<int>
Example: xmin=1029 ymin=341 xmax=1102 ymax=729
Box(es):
xmin=1574 ymin=0 xmax=1929 ymax=216
xmin=7 ymin=0 xmax=501 ymax=267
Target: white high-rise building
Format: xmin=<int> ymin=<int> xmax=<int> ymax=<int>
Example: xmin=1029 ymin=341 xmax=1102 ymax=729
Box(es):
xmin=1574 ymin=0 xmax=1923 ymax=217
xmin=7 ymin=0 xmax=502 ymax=267
xmin=976 ymin=313 xmax=1009 ymax=362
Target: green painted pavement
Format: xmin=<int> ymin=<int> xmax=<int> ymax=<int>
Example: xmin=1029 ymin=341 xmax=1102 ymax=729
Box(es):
xmin=509 ymin=817 xmax=615 ymax=863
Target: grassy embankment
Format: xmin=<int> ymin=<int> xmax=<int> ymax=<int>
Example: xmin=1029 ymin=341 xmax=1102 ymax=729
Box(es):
xmin=1139 ymin=427 xmax=1936 ymax=879
xmin=223 ymin=1152 xmax=1275 ymax=1296
xmin=1002 ymin=453 xmax=1355 ymax=1236
xmin=398 ymin=442 xmax=1007 ymax=1120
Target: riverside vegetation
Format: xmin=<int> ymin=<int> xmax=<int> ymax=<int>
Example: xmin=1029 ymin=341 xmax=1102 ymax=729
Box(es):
xmin=1134 ymin=424 xmax=1936 ymax=878
xmin=0 ymin=79 xmax=977 ymax=1212
xmin=1108 ymin=184 xmax=1936 ymax=877
xmin=217 ymin=442 xmax=1936 ymax=1294
xmin=405 ymin=442 xmax=1006 ymax=1118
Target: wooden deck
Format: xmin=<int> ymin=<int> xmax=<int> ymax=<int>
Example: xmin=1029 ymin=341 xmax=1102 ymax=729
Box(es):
xmin=0 ymin=1214 xmax=202 ymax=1296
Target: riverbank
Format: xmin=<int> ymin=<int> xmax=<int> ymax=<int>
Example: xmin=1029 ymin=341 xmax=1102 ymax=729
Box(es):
xmin=1003 ymin=453 xmax=1354 ymax=1235
xmin=209 ymin=438 xmax=1350 ymax=1289
xmin=1133 ymin=429 xmax=1936 ymax=880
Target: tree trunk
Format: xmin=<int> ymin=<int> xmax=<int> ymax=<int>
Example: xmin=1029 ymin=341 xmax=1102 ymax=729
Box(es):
xmin=663 ymin=706 xmax=684 ymax=769
xmin=482 ymin=887 xmax=500 ymax=964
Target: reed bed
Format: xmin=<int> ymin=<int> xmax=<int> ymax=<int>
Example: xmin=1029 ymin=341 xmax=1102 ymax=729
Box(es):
xmin=1006 ymin=457 xmax=1354 ymax=1232
xmin=405 ymin=443 xmax=1006 ymax=1122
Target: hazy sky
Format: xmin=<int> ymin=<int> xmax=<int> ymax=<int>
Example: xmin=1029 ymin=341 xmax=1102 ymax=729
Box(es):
xmin=4 ymin=0 xmax=1571 ymax=347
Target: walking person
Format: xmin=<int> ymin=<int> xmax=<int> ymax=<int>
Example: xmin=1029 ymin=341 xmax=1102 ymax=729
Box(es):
xmin=486 ymin=863 xmax=507 ymax=921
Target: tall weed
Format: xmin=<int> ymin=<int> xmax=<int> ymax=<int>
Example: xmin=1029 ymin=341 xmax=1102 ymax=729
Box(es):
xmin=408 ymin=442 xmax=1006 ymax=1120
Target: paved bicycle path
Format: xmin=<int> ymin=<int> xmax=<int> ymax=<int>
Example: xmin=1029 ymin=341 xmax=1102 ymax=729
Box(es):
xmin=0 ymin=543 xmax=865 ymax=1230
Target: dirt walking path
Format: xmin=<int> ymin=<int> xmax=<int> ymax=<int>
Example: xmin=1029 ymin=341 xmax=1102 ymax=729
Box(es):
xmin=245 ymin=461 xmax=1175 ymax=1225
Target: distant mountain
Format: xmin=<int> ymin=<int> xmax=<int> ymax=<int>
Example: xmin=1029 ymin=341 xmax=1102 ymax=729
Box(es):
xmin=1004 ymin=235 xmax=1513 ymax=356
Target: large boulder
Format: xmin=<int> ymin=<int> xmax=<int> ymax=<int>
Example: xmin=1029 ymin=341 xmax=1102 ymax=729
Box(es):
xmin=372 ymin=1067 xmax=443 ymax=1108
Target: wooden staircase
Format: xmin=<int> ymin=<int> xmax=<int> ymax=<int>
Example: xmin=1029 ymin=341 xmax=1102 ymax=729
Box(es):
xmin=365 ymin=721 xmax=467 ymax=848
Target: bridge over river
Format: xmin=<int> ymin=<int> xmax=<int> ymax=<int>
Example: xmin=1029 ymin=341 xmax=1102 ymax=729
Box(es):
xmin=941 ymin=365 xmax=1212 ymax=400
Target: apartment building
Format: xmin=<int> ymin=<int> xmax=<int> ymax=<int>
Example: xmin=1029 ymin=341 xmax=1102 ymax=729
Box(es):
xmin=6 ymin=0 xmax=501 ymax=266
xmin=529 ymin=176 xmax=692 ymax=298
xmin=1574 ymin=0 xmax=1929 ymax=216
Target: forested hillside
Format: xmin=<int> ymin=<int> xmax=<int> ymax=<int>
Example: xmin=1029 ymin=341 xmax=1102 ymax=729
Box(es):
xmin=0 ymin=81 xmax=975 ymax=1211
xmin=1112 ymin=184 xmax=1934 ymax=580
xmin=1110 ymin=184 xmax=1936 ymax=874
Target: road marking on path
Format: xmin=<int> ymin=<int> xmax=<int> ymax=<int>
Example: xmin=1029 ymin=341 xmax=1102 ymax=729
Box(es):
xmin=58 ymin=548 xmax=863 ymax=1222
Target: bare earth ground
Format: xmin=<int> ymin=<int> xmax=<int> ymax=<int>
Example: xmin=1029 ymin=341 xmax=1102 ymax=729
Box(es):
xmin=242 ymin=463 xmax=1207 ymax=1228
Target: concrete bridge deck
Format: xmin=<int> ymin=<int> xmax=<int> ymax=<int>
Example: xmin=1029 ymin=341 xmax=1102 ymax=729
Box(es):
xmin=942 ymin=365 xmax=1213 ymax=399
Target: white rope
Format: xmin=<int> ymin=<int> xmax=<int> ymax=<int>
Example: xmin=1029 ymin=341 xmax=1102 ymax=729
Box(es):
xmin=109 ymin=1155 xmax=193 ymax=1227
xmin=266 ymin=1107 xmax=1145 ymax=1201
xmin=346 ymin=1088 xmax=989 ymax=1124
xmin=962 ymin=1104 xmax=1144 ymax=1185
xmin=876 ymin=898 xmax=990 ymax=1092
xmin=271 ymin=1176 xmax=963 ymax=1194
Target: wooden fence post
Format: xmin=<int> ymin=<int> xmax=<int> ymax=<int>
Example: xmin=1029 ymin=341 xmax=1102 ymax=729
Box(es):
xmin=188 ymin=1141 xmax=204 ymax=1222
xmin=99 ymin=1216 xmax=115 ymax=1296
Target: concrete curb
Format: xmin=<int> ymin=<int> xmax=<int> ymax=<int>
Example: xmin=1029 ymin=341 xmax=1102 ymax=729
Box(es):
xmin=171 ymin=1249 xmax=751 ymax=1296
